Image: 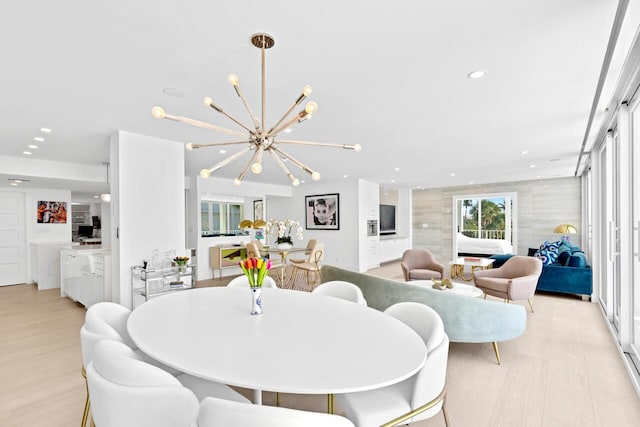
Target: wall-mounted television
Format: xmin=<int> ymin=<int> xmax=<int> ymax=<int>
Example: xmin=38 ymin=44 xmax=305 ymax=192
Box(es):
xmin=379 ymin=204 xmax=396 ymax=235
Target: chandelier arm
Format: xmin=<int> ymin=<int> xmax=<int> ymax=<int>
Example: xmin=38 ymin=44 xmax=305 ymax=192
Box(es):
xmin=163 ymin=113 xmax=248 ymax=137
xmin=267 ymin=149 xmax=299 ymax=185
xmin=271 ymin=147 xmax=317 ymax=176
xmin=204 ymin=146 xmax=254 ymax=174
xmin=188 ymin=140 xmax=253 ymax=149
xmin=274 ymin=139 xmax=361 ymax=150
xmin=204 ymin=102 xmax=258 ymax=135
xmin=232 ymin=84 xmax=261 ymax=130
xmin=267 ymin=97 xmax=307 ymax=136
xmin=266 ymin=110 xmax=308 ymax=139
xmin=234 ymin=149 xmax=260 ymax=185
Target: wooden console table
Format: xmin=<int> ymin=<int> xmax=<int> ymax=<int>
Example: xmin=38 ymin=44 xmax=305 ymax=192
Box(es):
xmin=210 ymin=246 xmax=247 ymax=279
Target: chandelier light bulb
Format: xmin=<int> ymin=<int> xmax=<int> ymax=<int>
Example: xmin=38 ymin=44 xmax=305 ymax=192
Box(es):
xmin=251 ymin=163 xmax=263 ymax=174
xmin=203 ymin=97 xmax=213 ymax=106
xmin=185 ymin=143 xmax=194 ymax=150
xmin=151 ymin=106 xmax=166 ymax=119
xmin=303 ymin=85 xmax=313 ymax=96
xmin=311 ymin=171 xmax=321 ymax=181
xmin=100 ymin=193 xmax=111 ymax=203
xmin=200 ymin=169 xmax=211 ymax=178
xmin=233 ymin=178 xmax=242 ymax=186
xmin=305 ymin=101 xmax=318 ymax=114
xmin=227 ymin=74 xmax=239 ymax=86
xmin=353 ymin=144 xmax=362 ymax=152
xmin=292 ymin=178 xmax=300 ymax=186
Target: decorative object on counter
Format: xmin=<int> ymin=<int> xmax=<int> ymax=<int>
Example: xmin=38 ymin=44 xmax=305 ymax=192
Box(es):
xmin=151 ymin=33 xmax=361 ymax=186
xmin=239 ymin=219 xmax=269 ymax=241
xmin=266 ymin=219 xmax=303 ymax=249
xmin=239 ymin=257 xmax=272 ymax=315
xmin=173 ymin=256 xmax=190 ymax=272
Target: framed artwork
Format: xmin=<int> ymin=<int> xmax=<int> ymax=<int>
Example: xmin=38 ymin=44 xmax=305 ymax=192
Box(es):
xmin=253 ymin=199 xmax=264 ymax=221
xmin=305 ymin=194 xmax=339 ymax=230
xmin=37 ymin=201 xmax=68 ymax=224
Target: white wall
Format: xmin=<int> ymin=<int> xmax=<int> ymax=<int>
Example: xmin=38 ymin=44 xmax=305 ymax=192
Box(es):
xmin=111 ymin=131 xmax=185 ymax=308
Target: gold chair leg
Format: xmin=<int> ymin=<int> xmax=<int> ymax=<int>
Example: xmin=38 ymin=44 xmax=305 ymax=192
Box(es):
xmin=483 ymin=294 xmax=487 ymax=299
xmin=492 ymin=341 xmax=501 ymax=365
xmin=328 ymin=393 xmax=334 ymax=414
xmin=442 ymin=397 xmax=451 ymax=427
xmin=81 ymin=366 xmax=90 ymax=427
xmin=527 ymin=299 xmax=534 ymax=313
xmin=276 ymin=392 xmax=280 ymax=406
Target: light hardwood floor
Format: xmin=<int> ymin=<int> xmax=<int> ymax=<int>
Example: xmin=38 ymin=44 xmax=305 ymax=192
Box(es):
xmin=1 ymin=262 xmax=640 ymax=426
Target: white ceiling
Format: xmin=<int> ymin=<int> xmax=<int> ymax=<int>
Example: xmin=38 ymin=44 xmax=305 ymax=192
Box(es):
xmin=0 ymin=1 xmax=620 ymax=196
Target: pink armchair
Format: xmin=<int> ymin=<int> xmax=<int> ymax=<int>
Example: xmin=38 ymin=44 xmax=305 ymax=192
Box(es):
xmin=401 ymin=249 xmax=445 ymax=281
xmin=473 ymin=255 xmax=542 ymax=312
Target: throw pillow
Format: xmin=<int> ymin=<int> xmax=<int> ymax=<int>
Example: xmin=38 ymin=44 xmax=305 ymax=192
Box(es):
xmin=557 ymin=250 xmax=571 ymax=266
xmin=568 ymin=252 xmax=588 ymax=268
xmin=535 ymin=240 xmax=560 ymax=266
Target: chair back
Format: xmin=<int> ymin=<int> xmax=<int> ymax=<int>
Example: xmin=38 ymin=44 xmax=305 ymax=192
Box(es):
xmin=499 ymin=255 xmax=543 ymax=278
xmin=226 ymin=275 xmax=277 ymax=288
xmin=310 ymin=242 xmax=324 ymax=264
xmin=81 ymin=302 xmax=135 ymax=367
xmin=304 ymin=239 xmax=318 ymax=255
xmin=197 ymin=396 xmax=355 ymax=427
xmin=384 ymin=302 xmax=449 ymax=420
xmin=401 ymin=249 xmax=436 ymax=270
xmin=246 ymin=241 xmax=262 ymax=258
xmin=312 ymin=280 xmax=367 ymax=305
xmin=86 ymin=340 xmax=199 ymax=427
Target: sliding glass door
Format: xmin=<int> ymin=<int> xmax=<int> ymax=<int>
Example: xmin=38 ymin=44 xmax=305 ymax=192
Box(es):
xmin=630 ymin=100 xmax=640 ymax=365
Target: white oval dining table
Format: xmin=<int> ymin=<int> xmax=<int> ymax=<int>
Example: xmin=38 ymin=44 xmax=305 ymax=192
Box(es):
xmin=127 ymin=287 xmax=426 ymax=406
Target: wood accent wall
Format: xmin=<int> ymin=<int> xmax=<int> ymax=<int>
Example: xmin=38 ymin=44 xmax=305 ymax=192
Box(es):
xmin=412 ymin=177 xmax=582 ymax=262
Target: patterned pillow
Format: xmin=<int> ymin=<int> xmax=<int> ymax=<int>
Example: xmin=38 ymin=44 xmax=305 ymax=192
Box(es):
xmin=535 ymin=240 xmax=560 ymax=266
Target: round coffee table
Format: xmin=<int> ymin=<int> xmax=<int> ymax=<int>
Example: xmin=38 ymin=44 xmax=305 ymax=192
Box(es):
xmin=410 ymin=280 xmax=484 ymax=298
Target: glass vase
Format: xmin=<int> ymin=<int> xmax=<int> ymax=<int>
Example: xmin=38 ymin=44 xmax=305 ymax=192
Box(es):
xmin=250 ymin=286 xmax=263 ymax=315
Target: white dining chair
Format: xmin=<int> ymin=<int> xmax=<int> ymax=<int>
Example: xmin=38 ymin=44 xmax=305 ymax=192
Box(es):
xmin=336 ymin=302 xmax=450 ymax=427
xmin=86 ymin=340 xmax=249 ymax=427
xmin=226 ymin=275 xmax=277 ymax=288
xmin=312 ymin=280 xmax=367 ymax=306
xmin=197 ymin=396 xmax=356 ymax=427
xmin=80 ymin=302 xmax=249 ymax=426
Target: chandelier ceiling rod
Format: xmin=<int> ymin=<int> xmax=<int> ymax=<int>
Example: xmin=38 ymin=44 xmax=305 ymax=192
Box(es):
xmin=152 ymin=32 xmax=361 ymax=186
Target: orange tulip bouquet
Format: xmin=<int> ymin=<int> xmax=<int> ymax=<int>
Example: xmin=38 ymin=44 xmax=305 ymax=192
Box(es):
xmin=239 ymin=257 xmax=272 ymax=315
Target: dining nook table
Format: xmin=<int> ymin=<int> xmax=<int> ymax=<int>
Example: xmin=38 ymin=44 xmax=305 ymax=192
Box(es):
xmin=127 ymin=286 xmax=427 ymax=412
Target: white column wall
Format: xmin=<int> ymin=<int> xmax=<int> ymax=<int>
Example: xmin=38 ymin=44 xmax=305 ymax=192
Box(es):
xmin=111 ymin=131 xmax=185 ymax=308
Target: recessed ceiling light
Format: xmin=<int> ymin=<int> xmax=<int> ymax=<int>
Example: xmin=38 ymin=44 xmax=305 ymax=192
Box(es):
xmin=391 ymin=179 xmax=396 ymax=183
xmin=300 ymin=180 xmax=306 ymax=184
xmin=10 ymin=182 xmax=18 ymax=186
xmin=529 ymin=164 xmax=536 ymax=168
xmin=394 ymin=167 xmax=400 ymax=171
xmin=23 ymin=151 xmax=32 ymax=155
xmin=219 ymin=150 xmax=227 ymax=154
xmin=93 ymin=195 xmax=99 ymax=199
xmin=536 ymin=175 xmax=541 ymax=179
xmin=40 ymin=128 xmax=52 ymax=133
xmin=162 ymin=87 xmax=185 ymax=97
xmin=467 ymin=70 xmax=487 ymax=79
xmin=416 ymin=186 xmax=423 ymax=189
xmin=343 ymin=174 xmax=349 ymax=178
xmin=469 ymin=181 xmax=475 ymax=184
xmin=28 ymin=145 xmax=38 ymax=149
xmin=284 ymin=128 xmax=292 ymax=133
xmin=521 ymin=150 xmax=529 ymax=155
xmin=34 ymin=137 xmax=44 ymax=142
xmin=450 ymin=173 xmax=456 ymax=177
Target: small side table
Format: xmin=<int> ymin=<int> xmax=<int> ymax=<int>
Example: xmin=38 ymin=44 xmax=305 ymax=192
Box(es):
xmin=449 ymin=257 xmax=494 ymax=281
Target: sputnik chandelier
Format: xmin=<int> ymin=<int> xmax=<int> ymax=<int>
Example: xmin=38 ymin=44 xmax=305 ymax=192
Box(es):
xmin=152 ymin=33 xmax=361 ymax=186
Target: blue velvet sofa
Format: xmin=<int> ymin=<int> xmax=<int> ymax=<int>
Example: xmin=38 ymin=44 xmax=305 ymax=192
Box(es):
xmin=491 ymin=241 xmax=592 ymax=297
xmin=320 ymin=265 xmax=527 ymax=364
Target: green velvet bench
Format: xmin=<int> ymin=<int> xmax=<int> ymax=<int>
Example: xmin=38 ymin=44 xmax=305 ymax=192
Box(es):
xmin=320 ymin=265 xmax=527 ymax=364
